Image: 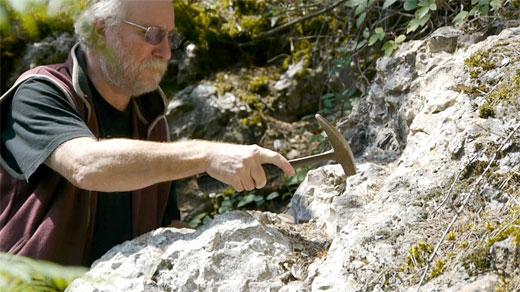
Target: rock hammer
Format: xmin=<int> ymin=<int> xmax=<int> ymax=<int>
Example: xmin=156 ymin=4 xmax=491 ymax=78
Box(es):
xmin=197 ymin=114 xmax=356 ymax=193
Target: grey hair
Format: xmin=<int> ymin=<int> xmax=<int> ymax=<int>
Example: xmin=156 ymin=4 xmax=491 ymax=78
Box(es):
xmin=74 ymin=0 xmax=128 ymax=49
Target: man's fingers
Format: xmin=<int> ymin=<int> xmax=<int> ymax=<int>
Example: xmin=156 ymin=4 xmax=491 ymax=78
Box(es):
xmin=250 ymin=164 xmax=267 ymax=189
xmin=242 ymin=174 xmax=256 ymax=191
xmin=259 ymin=148 xmax=295 ymax=177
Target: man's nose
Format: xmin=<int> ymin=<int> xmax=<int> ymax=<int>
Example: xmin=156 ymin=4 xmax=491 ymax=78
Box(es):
xmin=153 ymin=37 xmax=171 ymax=60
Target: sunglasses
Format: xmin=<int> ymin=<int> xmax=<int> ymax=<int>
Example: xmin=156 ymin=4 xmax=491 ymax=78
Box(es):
xmin=122 ymin=20 xmax=183 ymax=49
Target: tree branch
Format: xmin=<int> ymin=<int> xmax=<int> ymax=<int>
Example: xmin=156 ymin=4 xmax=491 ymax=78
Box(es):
xmin=258 ymin=0 xmax=348 ymax=38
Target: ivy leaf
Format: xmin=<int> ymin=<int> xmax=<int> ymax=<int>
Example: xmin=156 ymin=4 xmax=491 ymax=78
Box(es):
xmin=418 ymin=0 xmax=430 ymax=7
xmin=471 ymin=0 xmax=479 ymax=4
xmin=415 ymin=6 xmax=430 ymax=19
xmin=363 ymin=27 xmax=370 ymax=38
xmin=237 ymin=194 xmax=255 ymax=208
xmin=355 ymin=3 xmax=366 ymax=16
xmin=452 ymin=11 xmax=469 ymax=27
xmin=345 ymin=0 xmax=364 ymax=7
xmin=266 ymin=192 xmax=280 ymax=200
xmin=404 ymin=0 xmax=417 ymax=11
xmin=469 ymin=6 xmax=479 ymax=16
xmin=395 ymin=34 xmax=406 ymax=43
xmin=382 ymin=40 xmax=398 ymax=56
xmin=407 ymin=13 xmax=430 ymax=33
xmin=356 ymin=39 xmax=367 ymax=49
xmin=368 ymin=27 xmax=385 ymax=46
xmin=368 ymin=33 xmax=382 ymax=46
xmin=480 ymin=4 xmax=489 ymax=15
xmin=383 ymin=0 xmax=398 ymax=9
xmin=478 ymin=0 xmax=489 ymax=5
xmin=429 ymin=2 xmax=437 ymax=10
xmin=356 ymin=12 xmax=366 ymax=28
xmin=490 ymin=0 xmax=502 ymax=8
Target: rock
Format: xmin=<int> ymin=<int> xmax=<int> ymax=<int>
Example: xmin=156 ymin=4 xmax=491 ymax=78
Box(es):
xmin=166 ymin=84 xmax=263 ymax=143
xmin=5 ymin=32 xmax=76 ymax=90
xmin=428 ymin=26 xmax=462 ymax=53
xmin=67 ymin=211 xmax=293 ymax=292
xmin=288 ymin=26 xmax=520 ymax=291
xmin=272 ymin=60 xmax=323 ymax=121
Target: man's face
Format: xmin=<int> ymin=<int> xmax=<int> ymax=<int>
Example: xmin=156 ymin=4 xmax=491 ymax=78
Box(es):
xmin=100 ymin=0 xmax=175 ymax=96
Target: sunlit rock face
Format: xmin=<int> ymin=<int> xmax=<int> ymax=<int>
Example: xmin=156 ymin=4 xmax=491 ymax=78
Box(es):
xmin=68 ymin=26 xmax=520 ymax=292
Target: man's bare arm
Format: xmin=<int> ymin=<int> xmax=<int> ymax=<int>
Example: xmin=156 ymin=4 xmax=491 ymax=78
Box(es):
xmin=45 ymin=137 xmax=295 ymax=192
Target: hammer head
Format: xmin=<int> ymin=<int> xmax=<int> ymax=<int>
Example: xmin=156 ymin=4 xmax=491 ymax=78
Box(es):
xmin=315 ymin=114 xmax=356 ymax=176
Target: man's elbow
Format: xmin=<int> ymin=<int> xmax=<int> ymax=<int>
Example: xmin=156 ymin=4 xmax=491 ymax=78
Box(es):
xmin=69 ymin=163 xmax=103 ymax=191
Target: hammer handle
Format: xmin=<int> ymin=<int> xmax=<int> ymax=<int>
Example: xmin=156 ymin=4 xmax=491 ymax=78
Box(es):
xmin=197 ymin=150 xmax=335 ymax=193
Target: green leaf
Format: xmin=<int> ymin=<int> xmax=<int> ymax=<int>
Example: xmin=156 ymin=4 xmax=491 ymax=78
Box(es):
xmin=345 ymin=0 xmax=364 ymax=7
xmin=404 ymin=0 xmax=417 ymax=10
xmin=429 ymin=3 xmax=437 ymax=10
xmin=418 ymin=0 xmax=430 ymax=7
xmin=375 ymin=27 xmax=384 ymax=34
xmin=480 ymin=4 xmax=489 ymax=15
xmin=266 ymin=192 xmax=280 ymax=200
xmin=383 ymin=0 xmax=398 ymax=9
xmin=363 ymin=28 xmax=370 ymax=38
xmin=382 ymin=40 xmax=398 ymax=56
xmin=453 ymin=11 xmax=469 ymax=26
xmin=202 ymin=215 xmax=212 ymax=225
xmin=324 ymin=99 xmax=332 ymax=108
xmin=479 ymin=0 xmax=489 ymax=5
xmin=407 ymin=18 xmax=421 ymax=33
xmin=356 ymin=12 xmax=366 ymax=28
xmin=471 ymin=0 xmax=479 ymax=4
xmin=332 ymin=59 xmax=342 ymax=65
xmin=237 ymin=194 xmax=255 ymax=207
xmin=368 ymin=34 xmax=380 ymax=46
xmin=356 ymin=39 xmax=367 ymax=49
xmin=322 ymin=93 xmax=335 ymax=100
xmin=415 ymin=6 xmax=430 ymax=19
xmin=354 ymin=3 xmax=366 ymax=15
xmin=469 ymin=6 xmax=479 ymax=16
xmin=395 ymin=34 xmax=406 ymax=43
xmin=490 ymin=0 xmax=502 ymax=8
xmin=343 ymin=54 xmax=352 ymax=65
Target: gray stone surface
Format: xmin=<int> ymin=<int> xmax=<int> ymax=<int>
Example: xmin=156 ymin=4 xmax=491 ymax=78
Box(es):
xmin=67 ymin=211 xmax=293 ymax=292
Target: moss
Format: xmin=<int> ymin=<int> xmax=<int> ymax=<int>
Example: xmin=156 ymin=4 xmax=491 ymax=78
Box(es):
xmin=430 ymin=258 xmax=447 ymax=279
xmin=249 ymin=76 xmax=269 ymax=95
xmin=462 ymin=160 xmax=490 ymax=179
xmin=240 ymin=93 xmax=265 ymax=110
xmin=465 ymin=51 xmax=496 ymax=71
xmin=488 ymin=206 xmax=520 ymax=248
xmin=241 ymin=113 xmax=263 ymax=127
xmin=462 ymin=246 xmax=492 ymax=276
xmin=446 ymin=232 xmax=457 ymax=241
xmin=478 ymin=103 xmax=496 ymax=118
xmin=405 ymin=242 xmax=434 ymax=271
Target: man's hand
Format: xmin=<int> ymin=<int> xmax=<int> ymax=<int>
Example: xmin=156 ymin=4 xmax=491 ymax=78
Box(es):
xmin=204 ymin=144 xmax=295 ymax=192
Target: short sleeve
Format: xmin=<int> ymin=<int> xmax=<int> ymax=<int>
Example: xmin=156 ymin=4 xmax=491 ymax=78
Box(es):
xmin=1 ymin=78 xmax=95 ymax=182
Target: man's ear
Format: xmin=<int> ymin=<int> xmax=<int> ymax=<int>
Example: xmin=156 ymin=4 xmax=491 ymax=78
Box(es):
xmin=92 ymin=19 xmax=107 ymax=47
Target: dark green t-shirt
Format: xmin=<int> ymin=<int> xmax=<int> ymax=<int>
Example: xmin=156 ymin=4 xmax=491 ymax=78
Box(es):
xmin=1 ymin=77 xmax=180 ymax=266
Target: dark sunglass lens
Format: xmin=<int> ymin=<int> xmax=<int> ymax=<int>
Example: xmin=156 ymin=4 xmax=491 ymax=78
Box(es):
xmin=145 ymin=27 xmax=165 ymax=45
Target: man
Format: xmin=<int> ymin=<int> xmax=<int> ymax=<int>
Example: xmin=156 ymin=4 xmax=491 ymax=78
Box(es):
xmin=0 ymin=0 xmax=294 ymax=267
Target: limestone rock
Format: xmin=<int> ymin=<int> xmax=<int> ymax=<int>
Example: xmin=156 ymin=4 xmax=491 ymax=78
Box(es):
xmin=67 ymin=211 xmax=293 ymax=292
xmin=166 ymin=84 xmax=262 ymax=143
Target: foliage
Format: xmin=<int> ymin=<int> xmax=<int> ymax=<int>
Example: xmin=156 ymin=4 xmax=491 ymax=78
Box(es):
xmin=189 ymin=169 xmax=308 ymax=228
xmin=0 ymin=0 xmax=86 ymax=92
xmin=0 ymin=252 xmax=88 ymax=292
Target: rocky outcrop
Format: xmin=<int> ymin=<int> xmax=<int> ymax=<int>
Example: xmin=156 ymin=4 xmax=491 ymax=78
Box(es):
xmin=68 ymin=26 xmax=520 ymax=291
